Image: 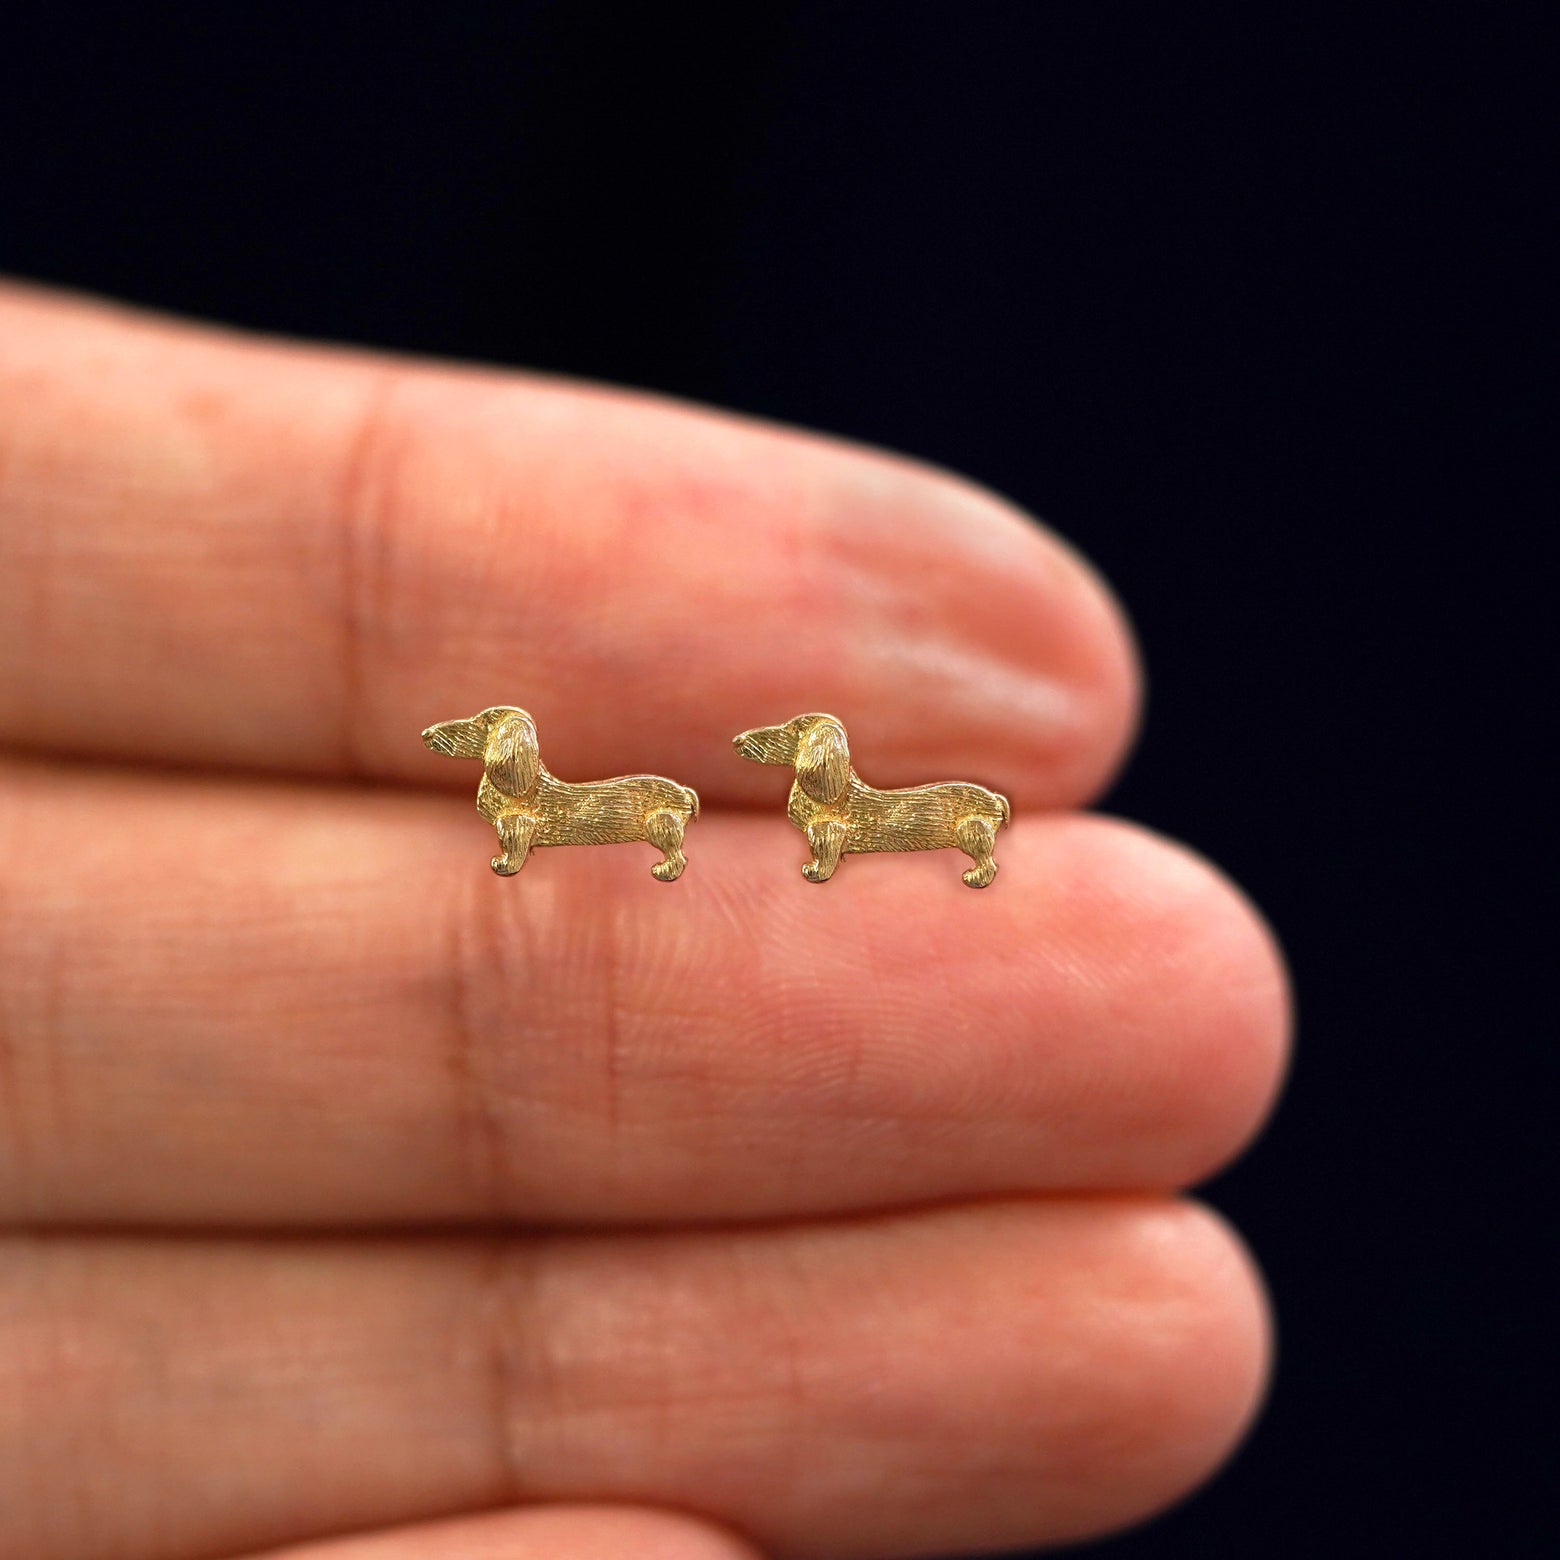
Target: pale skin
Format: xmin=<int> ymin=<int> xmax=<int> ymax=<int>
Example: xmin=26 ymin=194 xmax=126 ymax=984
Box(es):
xmin=0 ymin=281 xmax=1290 ymax=1560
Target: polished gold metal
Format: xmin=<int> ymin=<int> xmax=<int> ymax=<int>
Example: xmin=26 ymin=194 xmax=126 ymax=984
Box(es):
xmin=733 ymin=712 xmax=1010 ymax=887
xmin=422 ymin=707 xmax=699 ymax=880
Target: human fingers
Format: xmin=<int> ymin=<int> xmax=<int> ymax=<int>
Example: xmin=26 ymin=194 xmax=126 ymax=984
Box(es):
xmin=0 ymin=281 xmax=1136 ymax=806
xmin=0 ymin=1200 xmax=1268 ymax=1560
xmin=0 ymin=758 xmax=1287 ymax=1226
xmin=232 ymin=1506 xmax=763 ymax=1560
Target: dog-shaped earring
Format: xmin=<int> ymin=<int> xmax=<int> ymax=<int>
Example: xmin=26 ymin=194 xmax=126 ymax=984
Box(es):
xmin=733 ymin=712 xmax=1010 ymax=887
xmin=421 ymin=707 xmax=699 ymax=880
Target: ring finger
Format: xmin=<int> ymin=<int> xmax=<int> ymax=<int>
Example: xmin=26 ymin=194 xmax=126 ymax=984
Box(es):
xmin=0 ymin=1199 xmax=1269 ymax=1560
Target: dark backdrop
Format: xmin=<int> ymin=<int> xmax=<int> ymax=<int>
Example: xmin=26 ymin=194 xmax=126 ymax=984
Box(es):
xmin=2 ymin=4 xmax=1549 ymax=1556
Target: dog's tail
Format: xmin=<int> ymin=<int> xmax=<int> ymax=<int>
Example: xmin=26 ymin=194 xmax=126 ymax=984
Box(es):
xmin=683 ymin=785 xmax=701 ymax=819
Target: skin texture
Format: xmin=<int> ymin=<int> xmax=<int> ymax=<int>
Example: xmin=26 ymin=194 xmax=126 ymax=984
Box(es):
xmin=0 ymin=281 xmax=1290 ymax=1560
xmin=241 ymin=1509 xmax=765 ymax=1560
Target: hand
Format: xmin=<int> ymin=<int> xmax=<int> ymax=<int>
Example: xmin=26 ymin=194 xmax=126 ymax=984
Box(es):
xmin=0 ymin=281 xmax=1289 ymax=1560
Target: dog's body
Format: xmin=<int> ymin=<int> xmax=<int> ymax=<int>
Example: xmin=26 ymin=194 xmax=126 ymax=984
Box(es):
xmin=786 ymin=774 xmax=1010 ymax=855
xmin=423 ymin=707 xmax=699 ymax=880
xmin=476 ymin=769 xmax=695 ymax=847
xmin=736 ymin=713 xmax=1010 ymax=887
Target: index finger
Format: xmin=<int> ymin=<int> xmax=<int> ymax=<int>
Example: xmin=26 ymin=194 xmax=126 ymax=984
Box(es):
xmin=0 ymin=281 xmax=1138 ymax=804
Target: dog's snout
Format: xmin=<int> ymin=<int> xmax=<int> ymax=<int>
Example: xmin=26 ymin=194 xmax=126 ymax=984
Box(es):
xmin=733 ymin=725 xmax=785 ymax=763
xmin=422 ymin=716 xmax=487 ymax=760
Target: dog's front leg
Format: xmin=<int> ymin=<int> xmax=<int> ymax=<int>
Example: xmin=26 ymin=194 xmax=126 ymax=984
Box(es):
xmin=491 ymin=811 xmax=539 ymax=876
xmin=802 ymin=819 xmax=848 ymax=883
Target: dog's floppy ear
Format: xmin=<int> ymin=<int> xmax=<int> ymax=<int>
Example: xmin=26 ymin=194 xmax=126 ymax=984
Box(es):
xmin=485 ymin=713 xmax=538 ymax=796
xmin=796 ymin=716 xmax=849 ymax=804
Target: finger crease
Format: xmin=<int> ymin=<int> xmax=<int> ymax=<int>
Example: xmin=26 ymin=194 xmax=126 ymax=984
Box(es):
xmin=476 ymin=1240 xmax=537 ymax=1506
xmin=332 ymin=368 xmax=408 ymax=778
xmin=444 ymin=869 xmax=513 ymax=1219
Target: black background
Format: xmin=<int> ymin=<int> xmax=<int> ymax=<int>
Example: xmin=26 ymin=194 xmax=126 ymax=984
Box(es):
xmin=2 ymin=4 xmax=1550 ymax=1556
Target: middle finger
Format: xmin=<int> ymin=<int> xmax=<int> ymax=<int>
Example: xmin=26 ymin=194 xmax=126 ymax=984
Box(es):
xmin=0 ymin=758 xmax=1286 ymax=1227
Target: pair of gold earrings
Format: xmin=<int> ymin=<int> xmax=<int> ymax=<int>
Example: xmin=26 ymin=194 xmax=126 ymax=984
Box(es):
xmin=421 ymin=707 xmax=1010 ymax=888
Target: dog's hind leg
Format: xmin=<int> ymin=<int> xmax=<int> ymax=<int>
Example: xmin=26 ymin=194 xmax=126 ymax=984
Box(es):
xmin=956 ymin=815 xmax=998 ymax=888
xmin=645 ymin=808 xmax=688 ymax=882
xmin=802 ymin=819 xmax=848 ymax=883
xmin=491 ymin=811 xmax=538 ymax=876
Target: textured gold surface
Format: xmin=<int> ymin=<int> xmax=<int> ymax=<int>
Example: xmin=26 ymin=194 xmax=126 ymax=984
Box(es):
xmin=733 ymin=713 xmax=1010 ymax=887
xmin=422 ymin=707 xmax=699 ymax=879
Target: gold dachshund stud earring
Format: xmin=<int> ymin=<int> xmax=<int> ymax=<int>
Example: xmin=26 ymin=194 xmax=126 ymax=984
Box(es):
xmin=421 ymin=707 xmax=699 ymax=880
xmin=732 ymin=712 xmax=1011 ymax=887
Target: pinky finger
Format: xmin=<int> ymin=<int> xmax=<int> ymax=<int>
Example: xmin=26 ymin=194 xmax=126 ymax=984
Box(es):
xmin=237 ymin=1505 xmax=765 ymax=1560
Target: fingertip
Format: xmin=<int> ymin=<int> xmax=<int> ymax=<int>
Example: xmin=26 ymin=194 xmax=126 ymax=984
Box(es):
xmin=1007 ymin=1198 xmax=1273 ymax=1547
xmin=1052 ymin=816 xmax=1292 ymax=1188
xmin=935 ymin=464 xmax=1146 ymax=785
xmin=1111 ymin=1199 xmax=1273 ymax=1538
xmin=799 ymin=455 xmax=1145 ymax=807
xmin=1141 ymin=829 xmax=1293 ymax=1185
